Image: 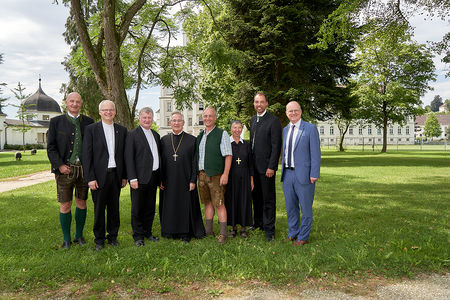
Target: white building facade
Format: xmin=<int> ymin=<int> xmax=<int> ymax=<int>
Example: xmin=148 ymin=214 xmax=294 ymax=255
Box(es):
xmin=317 ymin=118 xmax=416 ymax=147
xmin=158 ymin=87 xmax=205 ymax=137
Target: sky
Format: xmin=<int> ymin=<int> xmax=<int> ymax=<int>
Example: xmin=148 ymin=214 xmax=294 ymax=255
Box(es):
xmin=0 ymin=0 xmax=449 ymax=119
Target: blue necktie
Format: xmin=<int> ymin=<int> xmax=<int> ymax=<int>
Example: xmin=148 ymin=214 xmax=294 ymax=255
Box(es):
xmin=287 ymin=125 xmax=295 ymax=168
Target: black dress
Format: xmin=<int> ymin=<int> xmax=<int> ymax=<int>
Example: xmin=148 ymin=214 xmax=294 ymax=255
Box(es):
xmin=159 ymin=132 xmax=205 ymax=239
xmin=225 ymin=140 xmax=253 ymax=227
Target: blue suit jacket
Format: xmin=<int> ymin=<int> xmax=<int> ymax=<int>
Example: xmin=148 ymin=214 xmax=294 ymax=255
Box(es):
xmin=280 ymin=120 xmax=321 ymax=184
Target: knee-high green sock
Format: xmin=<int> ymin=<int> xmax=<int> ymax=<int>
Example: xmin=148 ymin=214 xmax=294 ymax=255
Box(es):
xmin=59 ymin=211 xmax=72 ymax=242
xmin=74 ymin=207 xmax=87 ymax=239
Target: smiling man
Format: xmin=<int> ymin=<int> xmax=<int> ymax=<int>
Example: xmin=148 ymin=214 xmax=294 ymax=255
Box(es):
xmin=82 ymin=100 xmax=128 ymax=251
xmin=196 ymin=107 xmax=232 ymax=244
xmin=159 ymin=112 xmax=205 ymax=242
xmin=281 ymin=101 xmax=320 ymax=246
xmin=125 ymin=107 xmax=161 ymax=247
xmin=47 ymin=92 xmax=94 ymax=250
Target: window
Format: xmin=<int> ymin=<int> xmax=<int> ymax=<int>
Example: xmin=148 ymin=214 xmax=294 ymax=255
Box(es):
xmin=43 ymin=115 xmax=49 ymax=120
xmin=198 ymin=102 xmax=204 ymax=110
xmin=330 ymin=139 xmax=334 ymax=142
xmin=390 ymin=138 xmax=394 ymax=142
xmin=349 ymin=127 xmax=353 ymax=135
xmin=188 ymin=117 xmax=192 ymax=126
xmin=167 ymin=102 xmax=172 ymax=112
xmin=368 ymin=126 xmax=372 ymax=135
xmin=377 ymin=127 xmax=382 ymax=135
xmin=320 ymin=126 xmax=324 ymax=135
xmin=358 ymin=127 xmax=363 ymax=135
xmin=406 ymin=127 xmax=410 ymax=135
xmin=330 ymin=126 xmax=334 ymax=135
xmin=320 ymin=138 xmax=324 ymax=143
xmin=378 ymin=138 xmax=382 ymax=142
xmin=166 ymin=118 xmax=170 ymax=126
xmin=368 ymin=138 xmax=372 ymax=142
xmin=406 ymin=138 xmax=410 ymax=142
xmin=398 ymin=127 xmax=402 ymax=135
xmin=389 ymin=127 xmax=393 ymax=135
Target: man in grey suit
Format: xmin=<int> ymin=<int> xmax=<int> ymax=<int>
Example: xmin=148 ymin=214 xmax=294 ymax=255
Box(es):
xmin=125 ymin=107 xmax=161 ymax=246
xmin=250 ymin=92 xmax=282 ymax=241
xmin=82 ymin=100 xmax=127 ymax=251
xmin=281 ymin=101 xmax=321 ymax=246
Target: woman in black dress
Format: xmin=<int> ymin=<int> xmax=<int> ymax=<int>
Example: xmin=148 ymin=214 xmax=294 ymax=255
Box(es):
xmin=225 ymin=120 xmax=254 ymax=238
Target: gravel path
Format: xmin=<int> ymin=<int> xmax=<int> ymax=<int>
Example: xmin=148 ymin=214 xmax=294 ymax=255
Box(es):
xmin=0 ymin=170 xmax=54 ymax=193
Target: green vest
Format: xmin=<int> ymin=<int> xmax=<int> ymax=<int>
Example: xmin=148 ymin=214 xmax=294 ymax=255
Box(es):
xmin=69 ymin=115 xmax=82 ymax=163
xmin=197 ymin=127 xmax=225 ymax=176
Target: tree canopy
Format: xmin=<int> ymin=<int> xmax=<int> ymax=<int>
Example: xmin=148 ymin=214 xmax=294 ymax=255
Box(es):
xmin=430 ymin=95 xmax=443 ymax=112
xmin=423 ymin=113 xmax=442 ymax=138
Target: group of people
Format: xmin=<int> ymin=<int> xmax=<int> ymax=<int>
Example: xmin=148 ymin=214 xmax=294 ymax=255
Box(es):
xmin=47 ymin=91 xmax=320 ymax=250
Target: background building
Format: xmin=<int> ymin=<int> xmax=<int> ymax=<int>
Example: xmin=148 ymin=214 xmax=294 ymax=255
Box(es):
xmin=414 ymin=114 xmax=450 ymax=140
xmin=158 ymin=87 xmax=204 ymax=136
xmin=0 ymin=79 xmax=61 ymax=150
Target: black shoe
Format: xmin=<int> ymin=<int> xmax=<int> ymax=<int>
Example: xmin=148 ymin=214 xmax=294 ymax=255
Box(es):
xmin=61 ymin=241 xmax=71 ymax=250
xmin=95 ymin=243 xmax=104 ymax=251
xmin=73 ymin=237 xmax=86 ymax=245
xmin=108 ymin=240 xmax=119 ymax=247
xmin=146 ymin=235 xmax=160 ymax=242
xmin=266 ymin=235 xmax=275 ymax=242
xmin=135 ymin=240 xmax=145 ymax=247
xmin=181 ymin=237 xmax=190 ymax=243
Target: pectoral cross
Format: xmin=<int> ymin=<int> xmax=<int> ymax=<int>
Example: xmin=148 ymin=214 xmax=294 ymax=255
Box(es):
xmin=173 ymin=153 xmax=178 ymax=161
xmin=236 ymin=157 xmax=242 ymax=165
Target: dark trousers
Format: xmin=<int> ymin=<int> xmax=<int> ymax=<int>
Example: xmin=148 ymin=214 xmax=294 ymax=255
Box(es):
xmin=252 ymin=172 xmax=276 ymax=237
xmin=130 ymin=170 xmax=159 ymax=241
xmin=91 ymin=170 xmax=120 ymax=245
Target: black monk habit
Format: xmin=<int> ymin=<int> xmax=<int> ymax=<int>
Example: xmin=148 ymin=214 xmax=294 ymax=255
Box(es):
xmin=159 ymin=132 xmax=205 ymax=240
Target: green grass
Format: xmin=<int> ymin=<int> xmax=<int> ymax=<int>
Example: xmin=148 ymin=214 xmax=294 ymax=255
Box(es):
xmin=0 ymin=151 xmax=448 ymax=297
xmin=0 ymin=151 xmax=50 ymax=179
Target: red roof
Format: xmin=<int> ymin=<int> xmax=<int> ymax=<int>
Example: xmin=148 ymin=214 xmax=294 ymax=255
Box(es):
xmin=415 ymin=114 xmax=450 ymax=126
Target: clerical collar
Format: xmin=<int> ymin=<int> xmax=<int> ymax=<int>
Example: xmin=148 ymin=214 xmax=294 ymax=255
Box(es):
xmin=67 ymin=112 xmax=80 ymax=119
xmin=172 ymin=131 xmax=184 ymax=136
xmin=102 ymin=121 xmax=114 ymax=128
xmin=229 ymin=136 xmax=243 ymax=143
xmin=257 ymin=110 xmax=267 ymax=117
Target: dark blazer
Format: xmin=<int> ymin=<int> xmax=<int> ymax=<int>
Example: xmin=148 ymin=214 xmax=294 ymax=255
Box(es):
xmin=47 ymin=114 xmax=94 ymax=174
xmin=82 ymin=121 xmax=128 ymax=188
xmin=125 ymin=126 xmax=161 ymax=185
xmin=249 ymin=111 xmax=282 ymax=174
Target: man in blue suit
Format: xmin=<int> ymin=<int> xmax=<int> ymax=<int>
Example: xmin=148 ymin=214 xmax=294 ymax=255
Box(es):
xmin=281 ymin=101 xmax=321 ymax=246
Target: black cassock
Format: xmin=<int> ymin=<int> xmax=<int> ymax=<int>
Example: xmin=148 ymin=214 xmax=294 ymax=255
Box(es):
xmin=225 ymin=140 xmax=253 ymax=227
xmin=159 ymin=132 xmax=205 ymax=239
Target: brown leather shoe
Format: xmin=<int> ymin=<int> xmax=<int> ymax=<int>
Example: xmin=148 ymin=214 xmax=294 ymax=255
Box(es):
xmin=293 ymin=240 xmax=309 ymax=246
xmin=217 ymin=234 xmax=227 ymax=244
xmin=283 ymin=236 xmax=297 ymax=243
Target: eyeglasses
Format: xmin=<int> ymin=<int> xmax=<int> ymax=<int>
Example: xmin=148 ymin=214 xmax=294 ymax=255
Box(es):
xmin=286 ymin=109 xmax=301 ymax=114
xmin=100 ymin=109 xmax=115 ymax=112
xmin=171 ymin=119 xmax=184 ymax=123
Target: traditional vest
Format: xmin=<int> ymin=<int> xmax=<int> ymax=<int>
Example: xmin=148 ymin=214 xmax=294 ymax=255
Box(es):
xmin=68 ymin=115 xmax=82 ymax=163
xmin=197 ymin=127 xmax=225 ymax=176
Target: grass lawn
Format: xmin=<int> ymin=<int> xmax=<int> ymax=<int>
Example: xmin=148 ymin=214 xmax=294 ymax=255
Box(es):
xmin=0 ymin=150 xmax=50 ymax=179
xmin=0 ymin=150 xmax=448 ymax=298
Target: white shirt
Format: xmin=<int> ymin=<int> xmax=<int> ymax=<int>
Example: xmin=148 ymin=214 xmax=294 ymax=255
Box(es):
xmin=285 ymin=119 xmax=301 ymax=168
xmin=102 ymin=122 xmax=116 ymax=168
xmin=67 ymin=112 xmax=80 ymax=119
xmin=141 ymin=126 xmax=159 ymax=171
xmin=256 ymin=110 xmax=267 ymax=121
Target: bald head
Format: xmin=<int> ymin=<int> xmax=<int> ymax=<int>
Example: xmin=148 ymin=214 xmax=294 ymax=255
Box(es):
xmin=286 ymin=101 xmax=302 ymax=124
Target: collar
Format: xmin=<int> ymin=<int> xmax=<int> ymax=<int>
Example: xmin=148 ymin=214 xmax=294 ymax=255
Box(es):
xmin=67 ymin=112 xmax=80 ymax=119
xmin=205 ymin=125 xmax=216 ymax=135
xmin=102 ymin=121 xmax=114 ymax=128
xmin=140 ymin=125 xmax=152 ymax=133
xmin=257 ymin=110 xmax=267 ymax=118
xmin=230 ymin=136 xmax=243 ymax=143
xmin=172 ymin=130 xmax=184 ymax=136
xmin=290 ymin=119 xmax=301 ymax=128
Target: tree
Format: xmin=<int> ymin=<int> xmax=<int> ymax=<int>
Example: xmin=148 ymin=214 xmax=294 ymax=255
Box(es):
xmin=352 ymin=27 xmax=435 ymax=152
xmin=0 ymin=53 xmax=8 ymax=114
xmin=430 ymin=95 xmax=443 ymax=112
xmin=423 ymin=113 xmax=442 ymax=139
xmin=183 ymin=0 xmax=356 ymax=126
xmin=10 ymin=82 xmax=35 ymax=152
xmin=446 ymin=124 xmax=450 ymax=139
xmin=445 ymin=99 xmax=450 ymax=111
xmin=63 ymin=0 xmax=185 ymax=128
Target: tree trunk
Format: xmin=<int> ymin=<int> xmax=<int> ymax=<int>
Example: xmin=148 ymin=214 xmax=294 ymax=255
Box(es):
xmin=338 ymin=122 xmax=350 ymax=152
xmin=103 ymin=0 xmax=133 ymax=128
xmin=381 ymin=101 xmax=388 ymax=153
